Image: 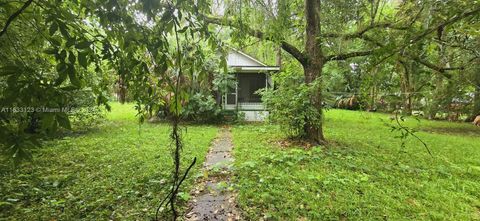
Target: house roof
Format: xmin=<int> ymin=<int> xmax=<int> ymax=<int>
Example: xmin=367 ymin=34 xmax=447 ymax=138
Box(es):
xmin=227 ymin=48 xmax=280 ymax=72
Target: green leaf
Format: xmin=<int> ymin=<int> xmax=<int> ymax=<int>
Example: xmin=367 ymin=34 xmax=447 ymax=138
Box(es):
xmin=56 ymin=113 xmax=71 ymax=130
xmin=59 ymin=50 xmax=67 ymax=60
xmin=50 ymin=38 xmax=61 ymax=46
xmin=178 ymin=192 xmax=190 ymax=201
xmin=55 ymin=62 xmax=67 ymax=85
xmin=68 ymin=52 xmax=76 ymax=64
xmin=66 ymin=38 xmax=76 ymax=48
xmin=178 ymin=26 xmax=188 ymax=33
xmin=49 ymin=22 xmax=58 ymax=35
xmin=55 ymin=72 xmax=67 ymax=85
xmin=75 ymin=41 xmax=91 ymax=49
xmin=56 ymin=62 xmax=66 ymax=72
xmin=67 ymin=64 xmax=81 ymax=87
xmin=58 ymin=22 xmax=70 ymax=39
xmin=78 ymin=51 xmax=88 ymax=69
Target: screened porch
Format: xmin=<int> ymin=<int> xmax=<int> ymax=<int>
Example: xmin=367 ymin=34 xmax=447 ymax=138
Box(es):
xmin=224 ymin=72 xmax=272 ymax=110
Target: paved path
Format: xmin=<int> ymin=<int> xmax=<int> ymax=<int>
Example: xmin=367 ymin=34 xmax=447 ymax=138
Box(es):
xmin=185 ymin=127 xmax=240 ymax=221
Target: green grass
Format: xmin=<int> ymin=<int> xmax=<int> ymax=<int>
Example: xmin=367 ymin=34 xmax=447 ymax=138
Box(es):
xmin=232 ymin=109 xmax=480 ymax=220
xmin=0 ymin=102 xmax=218 ymax=220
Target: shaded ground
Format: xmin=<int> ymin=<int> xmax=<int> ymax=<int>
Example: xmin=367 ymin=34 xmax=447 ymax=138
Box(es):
xmin=185 ymin=127 xmax=240 ymax=221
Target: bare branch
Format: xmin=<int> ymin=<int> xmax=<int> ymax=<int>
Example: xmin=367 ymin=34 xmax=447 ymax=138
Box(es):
xmin=0 ymin=0 xmax=34 ymax=38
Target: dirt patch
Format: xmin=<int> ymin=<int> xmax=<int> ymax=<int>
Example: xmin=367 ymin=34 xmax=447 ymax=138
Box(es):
xmin=270 ymin=138 xmax=321 ymax=150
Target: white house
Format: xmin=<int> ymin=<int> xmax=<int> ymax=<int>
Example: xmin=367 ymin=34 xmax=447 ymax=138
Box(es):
xmin=222 ymin=49 xmax=280 ymax=121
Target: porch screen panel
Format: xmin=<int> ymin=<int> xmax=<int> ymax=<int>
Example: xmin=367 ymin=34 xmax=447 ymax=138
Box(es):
xmin=237 ymin=73 xmax=266 ymax=103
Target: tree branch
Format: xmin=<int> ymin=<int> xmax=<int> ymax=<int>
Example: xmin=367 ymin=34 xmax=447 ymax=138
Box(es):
xmin=0 ymin=0 xmax=34 ymax=38
xmin=326 ymin=48 xmax=464 ymax=75
xmin=375 ymin=6 xmax=480 ymax=65
xmin=326 ymin=7 xmax=480 ymax=63
xmin=202 ymin=15 xmax=308 ymax=65
xmin=325 ymin=49 xmax=375 ymax=61
xmin=404 ymin=52 xmax=464 ymax=78
xmin=321 ymin=22 xmax=409 ymax=40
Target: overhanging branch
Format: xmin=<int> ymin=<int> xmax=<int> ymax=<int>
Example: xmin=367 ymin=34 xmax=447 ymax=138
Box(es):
xmin=373 ymin=7 xmax=480 ymax=65
xmin=202 ymin=15 xmax=308 ymax=65
xmin=326 ymin=48 xmax=465 ymax=75
xmin=326 ymin=7 xmax=480 ymax=65
xmin=0 ymin=0 xmax=34 ymax=38
xmin=321 ymin=22 xmax=409 ymax=40
xmin=325 ymin=49 xmax=375 ymax=61
xmin=404 ymin=52 xmax=464 ymax=78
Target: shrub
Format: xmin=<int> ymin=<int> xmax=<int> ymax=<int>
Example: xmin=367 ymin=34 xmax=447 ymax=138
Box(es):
xmin=66 ymin=89 xmax=106 ymax=130
xmin=182 ymin=92 xmax=222 ymax=123
xmin=260 ymin=71 xmax=322 ymax=138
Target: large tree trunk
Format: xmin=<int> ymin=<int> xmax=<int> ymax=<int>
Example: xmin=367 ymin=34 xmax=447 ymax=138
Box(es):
xmin=303 ymin=62 xmax=326 ymax=144
xmin=303 ymin=0 xmax=326 ymax=144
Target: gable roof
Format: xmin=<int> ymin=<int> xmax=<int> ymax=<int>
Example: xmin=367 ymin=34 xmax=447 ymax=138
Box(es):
xmin=227 ymin=49 xmax=266 ymax=67
xmin=226 ymin=48 xmax=280 ymax=72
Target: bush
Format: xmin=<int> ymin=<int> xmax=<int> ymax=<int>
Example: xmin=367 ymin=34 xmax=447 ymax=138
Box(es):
xmin=182 ymin=92 xmax=222 ymax=123
xmin=260 ymin=71 xmax=322 ymax=138
xmin=66 ymin=89 xmax=106 ymax=130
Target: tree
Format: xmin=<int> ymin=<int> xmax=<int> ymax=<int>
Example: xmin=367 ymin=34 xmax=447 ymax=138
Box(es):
xmin=202 ymin=0 xmax=480 ymax=143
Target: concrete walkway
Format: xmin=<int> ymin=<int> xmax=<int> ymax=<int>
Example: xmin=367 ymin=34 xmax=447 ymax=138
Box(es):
xmin=185 ymin=127 xmax=240 ymax=221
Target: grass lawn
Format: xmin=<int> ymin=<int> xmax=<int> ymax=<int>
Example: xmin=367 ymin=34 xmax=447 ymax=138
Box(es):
xmin=232 ymin=109 xmax=480 ymax=220
xmin=0 ymin=103 xmax=218 ymax=220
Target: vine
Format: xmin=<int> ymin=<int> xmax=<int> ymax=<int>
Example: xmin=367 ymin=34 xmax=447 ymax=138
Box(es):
xmin=385 ymin=111 xmax=432 ymax=156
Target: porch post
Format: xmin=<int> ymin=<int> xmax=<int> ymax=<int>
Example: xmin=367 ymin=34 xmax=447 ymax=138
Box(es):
xmin=235 ymin=78 xmax=238 ymax=109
